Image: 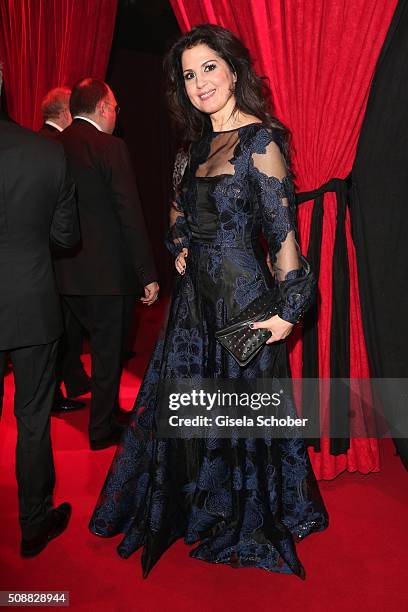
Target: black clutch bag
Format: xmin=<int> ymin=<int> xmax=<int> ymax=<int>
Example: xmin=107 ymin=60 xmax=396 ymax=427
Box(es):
xmin=215 ymin=291 xmax=281 ymax=367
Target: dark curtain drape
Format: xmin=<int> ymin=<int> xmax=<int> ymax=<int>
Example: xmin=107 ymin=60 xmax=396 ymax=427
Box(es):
xmin=169 ymin=0 xmax=398 ymax=478
xmin=350 ymin=0 xmax=408 ymax=470
xmin=108 ymin=48 xmax=175 ymax=293
xmin=0 ymin=0 xmax=118 ymax=130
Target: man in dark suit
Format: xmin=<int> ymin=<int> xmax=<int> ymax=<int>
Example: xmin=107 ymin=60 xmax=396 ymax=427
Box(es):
xmin=39 ymin=87 xmax=90 ymax=413
xmin=55 ymin=78 xmax=159 ymax=451
xmin=0 ymin=68 xmax=80 ymax=556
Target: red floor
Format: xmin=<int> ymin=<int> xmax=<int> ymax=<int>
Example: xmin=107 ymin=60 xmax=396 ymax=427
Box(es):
xmin=1 ymin=302 xmax=407 ymax=611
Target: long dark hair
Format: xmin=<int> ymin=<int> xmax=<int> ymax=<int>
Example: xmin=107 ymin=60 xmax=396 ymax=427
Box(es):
xmin=163 ymin=24 xmax=291 ymax=161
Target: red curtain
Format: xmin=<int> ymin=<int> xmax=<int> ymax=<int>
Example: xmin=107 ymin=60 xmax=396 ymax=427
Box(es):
xmin=0 ymin=0 xmax=118 ymax=130
xmin=169 ymin=0 xmax=398 ymax=479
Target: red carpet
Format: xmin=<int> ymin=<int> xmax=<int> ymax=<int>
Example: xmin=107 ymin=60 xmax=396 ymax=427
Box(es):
xmin=1 ymin=302 xmax=407 ymax=611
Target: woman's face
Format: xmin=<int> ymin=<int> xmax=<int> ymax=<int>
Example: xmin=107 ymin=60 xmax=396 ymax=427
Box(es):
xmin=181 ymin=43 xmax=237 ymax=116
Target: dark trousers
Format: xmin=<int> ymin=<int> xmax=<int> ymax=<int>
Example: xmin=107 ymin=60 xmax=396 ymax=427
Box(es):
xmin=0 ymin=340 xmax=58 ymax=539
xmin=56 ymin=301 xmax=86 ymax=395
xmin=122 ymin=295 xmax=137 ymax=358
xmin=63 ymin=296 xmax=127 ymax=442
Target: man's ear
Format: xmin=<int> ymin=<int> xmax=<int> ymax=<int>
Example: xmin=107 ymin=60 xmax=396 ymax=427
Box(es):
xmin=96 ymin=99 xmax=106 ymax=116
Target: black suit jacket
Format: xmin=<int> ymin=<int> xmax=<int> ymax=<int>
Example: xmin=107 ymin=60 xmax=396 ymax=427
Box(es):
xmin=54 ymin=119 xmax=157 ymax=295
xmin=0 ymin=120 xmax=79 ymax=350
xmin=38 ymin=122 xmax=61 ymax=141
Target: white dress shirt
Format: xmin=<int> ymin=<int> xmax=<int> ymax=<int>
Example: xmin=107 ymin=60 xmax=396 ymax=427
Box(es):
xmin=45 ymin=120 xmax=63 ymax=132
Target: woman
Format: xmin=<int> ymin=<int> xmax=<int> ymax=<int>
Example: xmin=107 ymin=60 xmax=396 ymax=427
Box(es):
xmin=89 ymin=24 xmax=328 ymax=578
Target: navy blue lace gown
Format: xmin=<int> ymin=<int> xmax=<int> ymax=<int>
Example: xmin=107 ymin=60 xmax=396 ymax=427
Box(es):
xmin=89 ymin=124 xmax=329 ymax=578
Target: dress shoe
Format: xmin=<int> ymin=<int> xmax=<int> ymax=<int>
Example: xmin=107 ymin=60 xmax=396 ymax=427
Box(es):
xmin=20 ymin=502 xmax=72 ymax=557
xmin=89 ymin=427 xmax=123 ymax=451
xmin=64 ymin=374 xmax=91 ymax=398
xmin=52 ymin=396 xmax=86 ymax=413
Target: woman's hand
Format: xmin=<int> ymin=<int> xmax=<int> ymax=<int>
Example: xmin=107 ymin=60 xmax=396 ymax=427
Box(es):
xmin=175 ymin=247 xmax=188 ymax=275
xmin=251 ymin=314 xmax=294 ymax=344
xmin=266 ymin=252 xmax=274 ymax=276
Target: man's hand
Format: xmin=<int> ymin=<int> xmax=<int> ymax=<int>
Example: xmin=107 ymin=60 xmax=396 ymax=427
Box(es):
xmin=141 ymin=281 xmax=159 ymax=306
xmin=175 ymin=248 xmax=188 ymax=275
xmin=251 ymin=315 xmax=294 ymax=344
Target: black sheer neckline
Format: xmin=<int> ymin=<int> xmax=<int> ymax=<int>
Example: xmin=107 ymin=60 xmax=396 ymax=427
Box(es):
xmin=212 ymin=122 xmax=264 ymax=134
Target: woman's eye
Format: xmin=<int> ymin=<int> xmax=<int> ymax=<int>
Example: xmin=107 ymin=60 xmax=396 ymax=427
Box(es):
xmin=204 ymin=63 xmax=217 ymax=72
xmin=184 ymin=72 xmax=195 ymax=81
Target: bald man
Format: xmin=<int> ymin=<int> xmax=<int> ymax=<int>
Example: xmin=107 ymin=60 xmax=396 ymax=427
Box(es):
xmin=54 ymin=78 xmax=159 ymax=450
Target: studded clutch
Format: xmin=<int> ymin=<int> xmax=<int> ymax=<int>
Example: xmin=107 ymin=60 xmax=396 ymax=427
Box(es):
xmin=215 ymin=291 xmax=281 ymax=367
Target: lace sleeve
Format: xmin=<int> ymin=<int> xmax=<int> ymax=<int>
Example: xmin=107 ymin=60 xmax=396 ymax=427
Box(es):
xmin=165 ymin=149 xmax=191 ymax=257
xmin=250 ymin=133 xmax=316 ymax=323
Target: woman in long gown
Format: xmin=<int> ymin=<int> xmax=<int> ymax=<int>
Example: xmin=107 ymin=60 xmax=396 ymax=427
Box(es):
xmin=89 ymin=24 xmax=329 ymax=579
